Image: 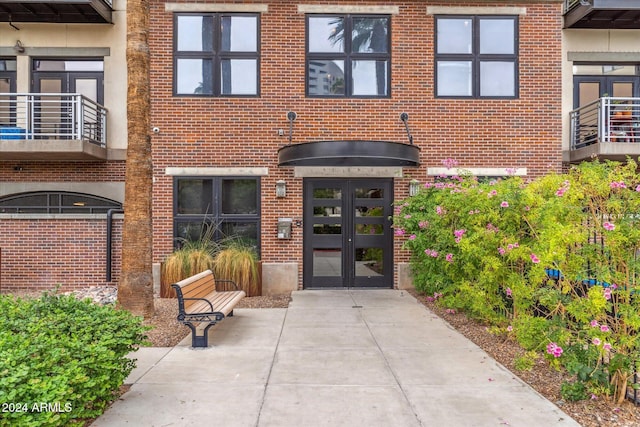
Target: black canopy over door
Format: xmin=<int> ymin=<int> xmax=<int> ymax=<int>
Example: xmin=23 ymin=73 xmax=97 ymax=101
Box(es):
xmin=303 ymin=178 xmax=393 ymax=289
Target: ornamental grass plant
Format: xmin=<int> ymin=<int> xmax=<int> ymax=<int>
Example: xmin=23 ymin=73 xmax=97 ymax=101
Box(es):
xmin=395 ymin=159 xmax=640 ymax=404
xmin=161 ymin=221 xmax=224 ymax=297
xmin=213 ymin=242 xmax=260 ymax=297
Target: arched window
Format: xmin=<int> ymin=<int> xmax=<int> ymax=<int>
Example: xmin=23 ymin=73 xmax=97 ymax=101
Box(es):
xmin=0 ymin=192 xmax=121 ymax=214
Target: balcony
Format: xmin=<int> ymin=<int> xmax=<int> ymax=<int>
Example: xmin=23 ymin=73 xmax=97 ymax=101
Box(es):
xmin=566 ymin=97 xmax=640 ymax=163
xmin=0 ymin=0 xmax=113 ymax=24
xmin=0 ymin=93 xmax=108 ymax=161
xmin=563 ymin=0 xmax=640 ymax=29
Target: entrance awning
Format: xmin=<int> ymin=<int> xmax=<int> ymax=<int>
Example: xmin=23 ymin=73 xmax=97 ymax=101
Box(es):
xmin=277 ymin=140 xmax=420 ymax=167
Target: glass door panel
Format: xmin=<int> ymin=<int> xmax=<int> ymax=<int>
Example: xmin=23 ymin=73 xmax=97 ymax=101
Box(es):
xmin=578 ymin=82 xmax=599 ymax=108
xmin=313 ymin=249 xmax=342 ymax=277
xmin=352 ymin=184 xmax=391 ymax=287
xmin=355 ymin=248 xmax=384 ymax=278
xmin=304 ymin=179 xmax=393 ymax=289
xmin=35 ymin=78 xmax=66 ymax=138
xmin=0 ymin=77 xmax=14 ymax=127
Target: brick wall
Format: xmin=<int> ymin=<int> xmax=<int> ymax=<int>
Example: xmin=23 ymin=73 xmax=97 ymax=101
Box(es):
xmin=0 ymin=0 xmax=563 ymax=292
xmin=0 ymin=160 xmax=126 ymax=291
xmin=149 ymin=0 xmax=563 ymax=288
xmin=0 ymin=217 xmax=122 ymax=292
xmin=0 ymin=161 xmax=125 ymax=182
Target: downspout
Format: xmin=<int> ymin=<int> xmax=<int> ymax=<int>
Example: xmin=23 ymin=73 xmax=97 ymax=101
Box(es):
xmin=106 ymin=208 xmax=124 ymax=282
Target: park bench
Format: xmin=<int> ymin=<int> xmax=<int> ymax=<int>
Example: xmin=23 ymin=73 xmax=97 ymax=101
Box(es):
xmin=171 ymin=269 xmax=245 ymax=348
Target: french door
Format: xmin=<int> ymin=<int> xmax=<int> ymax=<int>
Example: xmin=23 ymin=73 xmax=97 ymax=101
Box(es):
xmin=574 ymin=75 xmax=639 ymax=108
xmin=303 ymin=178 xmax=393 ymax=289
xmin=32 ymin=60 xmax=104 ymax=139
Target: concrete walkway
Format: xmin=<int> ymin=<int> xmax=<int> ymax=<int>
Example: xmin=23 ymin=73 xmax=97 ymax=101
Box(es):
xmin=93 ymin=290 xmax=581 ymax=427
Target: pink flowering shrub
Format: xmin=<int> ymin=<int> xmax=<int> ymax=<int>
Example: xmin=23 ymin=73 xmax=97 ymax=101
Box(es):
xmin=394 ymin=159 xmax=640 ymax=403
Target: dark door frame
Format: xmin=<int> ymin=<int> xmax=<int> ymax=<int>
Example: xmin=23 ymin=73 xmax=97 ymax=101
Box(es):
xmin=303 ymin=178 xmax=394 ymax=289
xmin=573 ymin=75 xmax=639 ymax=108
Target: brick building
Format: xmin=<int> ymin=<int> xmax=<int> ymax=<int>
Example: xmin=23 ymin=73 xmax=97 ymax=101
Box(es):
xmin=1 ymin=1 xmax=639 ymax=293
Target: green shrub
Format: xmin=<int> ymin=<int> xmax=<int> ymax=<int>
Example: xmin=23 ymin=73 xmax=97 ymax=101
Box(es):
xmin=394 ymin=158 xmax=640 ymax=403
xmin=560 ymin=381 xmax=589 ymax=402
xmin=514 ymin=351 xmax=539 ymax=372
xmin=513 ymin=315 xmax=549 ymax=351
xmin=0 ymin=293 xmax=148 ymax=426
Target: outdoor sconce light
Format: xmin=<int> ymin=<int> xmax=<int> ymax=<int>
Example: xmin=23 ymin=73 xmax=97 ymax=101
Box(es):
xmin=400 ymin=112 xmax=414 ymax=145
xmin=409 ymin=179 xmax=420 ymax=197
xmin=13 ymin=40 xmax=25 ymax=54
xmin=287 ymin=111 xmax=297 ymax=144
xmin=276 ymin=180 xmax=287 ymax=198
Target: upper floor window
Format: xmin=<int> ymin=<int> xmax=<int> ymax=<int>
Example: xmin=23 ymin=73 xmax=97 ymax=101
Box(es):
xmin=435 ymin=16 xmax=518 ymax=98
xmin=174 ymin=13 xmax=259 ymax=96
xmin=0 ymin=59 xmax=16 ymax=93
xmin=306 ymin=15 xmax=391 ymax=97
xmin=32 ymin=59 xmax=104 ymax=104
xmin=0 ymin=59 xmax=17 ymax=127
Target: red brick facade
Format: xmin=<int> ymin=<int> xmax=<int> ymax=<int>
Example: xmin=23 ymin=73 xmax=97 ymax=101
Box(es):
xmin=0 ymin=217 xmax=122 ymax=292
xmin=0 ymin=1 xmax=563 ymax=292
xmin=149 ymin=1 xmax=563 ymax=287
xmin=0 ymin=162 xmax=125 ymax=291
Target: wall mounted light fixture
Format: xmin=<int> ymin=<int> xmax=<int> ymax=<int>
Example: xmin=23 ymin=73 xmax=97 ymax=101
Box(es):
xmin=287 ymin=111 xmax=296 ymax=144
xmin=13 ymin=40 xmax=25 ymax=53
xmin=409 ymin=179 xmax=420 ymax=197
xmin=400 ymin=112 xmax=414 ymax=145
xmin=276 ymin=180 xmax=287 ymax=198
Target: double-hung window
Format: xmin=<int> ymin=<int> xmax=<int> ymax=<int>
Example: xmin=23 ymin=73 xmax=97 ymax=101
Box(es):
xmin=435 ymin=15 xmax=518 ymax=98
xmin=306 ymin=14 xmax=391 ymax=97
xmin=174 ymin=13 xmax=259 ymax=96
xmin=174 ymin=177 xmax=261 ymax=250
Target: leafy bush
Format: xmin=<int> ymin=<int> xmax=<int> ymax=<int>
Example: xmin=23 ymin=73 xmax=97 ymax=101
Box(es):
xmin=513 ymin=315 xmax=549 ymax=351
xmin=514 ymin=351 xmax=539 ymax=372
xmin=395 ymin=158 xmax=640 ymax=403
xmin=0 ymin=293 xmax=148 ymax=426
xmin=561 ymin=381 xmax=589 ymax=402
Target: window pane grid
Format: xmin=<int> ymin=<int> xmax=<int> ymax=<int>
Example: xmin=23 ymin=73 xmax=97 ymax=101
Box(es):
xmin=306 ymin=14 xmax=390 ymax=97
xmin=174 ymin=13 xmax=259 ymax=96
xmin=435 ymin=15 xmax=517 ymax=99
xmin=174 ymin=177 xmax=261 ymax=250
xmin=0 ymin=192 xmax=121 ymax=214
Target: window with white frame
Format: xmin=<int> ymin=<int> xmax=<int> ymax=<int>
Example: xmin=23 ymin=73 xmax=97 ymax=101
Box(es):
xmin=435 ymin=15 xmax=518 ymax=98
xmin=174 ymin=13 xmax=259 ymax=96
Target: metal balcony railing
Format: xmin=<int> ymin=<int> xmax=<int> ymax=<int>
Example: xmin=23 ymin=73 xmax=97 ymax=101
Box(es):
xmin=570 ymin=97 xmax=640 ymax=150
xmin=564 ymin=0 xmax=583 ymax=13
xmin=0 ymin=93 xmax=107 ymax=147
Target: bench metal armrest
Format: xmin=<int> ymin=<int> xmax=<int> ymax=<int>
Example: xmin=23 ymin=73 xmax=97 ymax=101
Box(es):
xmin=182 ymin=297 xmax=215 ymax=312
xmin=215 ymin=279 xmax=239 ymax=291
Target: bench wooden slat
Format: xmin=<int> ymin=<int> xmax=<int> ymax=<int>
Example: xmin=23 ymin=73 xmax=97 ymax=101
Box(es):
xmin=186 ymin=291 xmax=244 ymax=317
xmin=171 ymin=269 xmax=246 ymax=348
xmin=178 ymin=275 xmax=216 ymax=310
